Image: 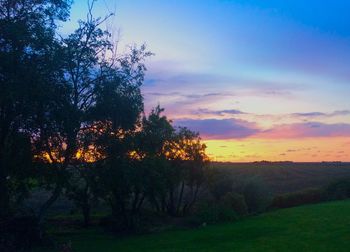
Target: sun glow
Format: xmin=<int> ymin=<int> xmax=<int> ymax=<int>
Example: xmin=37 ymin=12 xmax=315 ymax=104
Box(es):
xmin=204 ymin=137 xmax=350 ymax=162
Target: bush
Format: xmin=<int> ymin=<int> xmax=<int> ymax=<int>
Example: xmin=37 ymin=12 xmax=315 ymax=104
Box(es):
xmin=99 ymin=212 xmax=160 ymax=234
xmin=207 ymin=172 xmax=272 ymax=215
xmin=207 ymin=170 xmax=235 ymax=201
xmin=271 ymin=188 xmax=324 ymax=209
xmin=221 ymin=192 xmax=248 ymax=216
xmin=100 ymin=215 xmax=139 ymax=233
xmin=234 ymin=176 xmax=272 ymax=214
xmin=0 ymin=216 xmax=42 ymax=252
xmin=192 ymin=201 xmax=238 ymax=225
xmin=271 ymin=179 xmax=350 ymax=210
xmin=325 ymin=178 xmax=350 ymax=200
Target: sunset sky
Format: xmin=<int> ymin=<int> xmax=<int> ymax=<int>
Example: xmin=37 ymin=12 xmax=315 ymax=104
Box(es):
xmin=64 ymin=0 xmax=350 ymax=162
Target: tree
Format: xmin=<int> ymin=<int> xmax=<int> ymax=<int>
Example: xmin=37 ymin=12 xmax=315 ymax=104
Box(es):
xmin=135 ymin=106 xmax=174 ymax=213
xmin=0 ymin=1 xmax=210 ymax=240
xmin=96 ymin=107 xmax=174 ymax=230
xmin=32 ymin=1 xmax=151 ymax=221
xmin=0 ymin=0 xmax=71 ymax=218
xmin=135 ymin=107 xmax=209 ymax=217
xmin=164 ymin=127 xmax=209 ymax=216
xmin=0 ymin=0 xmax=150 ymax=222
xmin=65 ymin=163 xmax=101 ymax=227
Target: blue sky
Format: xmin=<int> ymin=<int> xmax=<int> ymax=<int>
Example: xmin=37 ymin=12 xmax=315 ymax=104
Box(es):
xmin=62 ymin=0 xmax=350 ymax=161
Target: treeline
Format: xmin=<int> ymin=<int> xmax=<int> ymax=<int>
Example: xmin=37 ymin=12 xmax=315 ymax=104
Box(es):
xmin=0 ymin=0 xmax=209 ymax=250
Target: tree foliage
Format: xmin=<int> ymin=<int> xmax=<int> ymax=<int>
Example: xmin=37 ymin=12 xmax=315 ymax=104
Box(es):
xmin=134 ymin=107 xmax=209 ymax=217
xmin=0 ymin=1 xmax=210 ymax=247
xmin=0 ymin=0 xmax=71 ymax=218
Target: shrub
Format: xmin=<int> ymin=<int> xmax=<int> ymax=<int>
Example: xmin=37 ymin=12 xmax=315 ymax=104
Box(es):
xmin=100 ymin=215 xmax=137 ymax=233
xmin=234 ymin=176 xmax=273 ymax=214
xmin=193 ymin=201 xmax=238 ymax=225
xmin=207 ymin=172 xmax=272 ymax=215
xmin=0 ymin=216 xmax=42 ymax=252
xmin=271 ymin=188 xmax=324 ymax=209
xmin=271 ymin=179 xmax=350 ymax=210
xmin=207 ymin=171 xmax=235 ymax=201
xmin=221 ymin=192 xmax=248 ymax=216
xmin=325 ymin=178 xmax=350 ymax=200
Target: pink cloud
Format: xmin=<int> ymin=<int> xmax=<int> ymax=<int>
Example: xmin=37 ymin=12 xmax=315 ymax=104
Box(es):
xmin=257 ymin=122 xmax=350 ymax=139
xmin=174 ymin=118 xmax=350 ymax=140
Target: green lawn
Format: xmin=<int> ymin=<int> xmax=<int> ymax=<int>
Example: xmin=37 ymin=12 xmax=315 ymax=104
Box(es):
xmin=35 ymin=200 xmax=350 ymax=252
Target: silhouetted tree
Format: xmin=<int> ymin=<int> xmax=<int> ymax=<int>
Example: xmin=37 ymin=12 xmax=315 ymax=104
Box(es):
xmin=32 ymin=1 xmax=151 ymax=221
xmin=0 ymin=0 xmax=210 ymax=241
xmin=165 ymin=127 xmax=209 ymax=216
xmin=135 ymin=107 xmax=209 ymax=217
xmin=0 ymin=0 xmax=71 ymax=218
xmin=65 ymin=163 xmax=101 ymax=227
xmin=135 ymin=106 xmax=174 ymax=214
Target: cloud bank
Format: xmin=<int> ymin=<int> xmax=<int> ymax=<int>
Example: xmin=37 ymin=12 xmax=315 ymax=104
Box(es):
xmin=174 ymin=118 xmax=259 ymax=139
xmin=175 ymin=118 xmax=350 ymax=140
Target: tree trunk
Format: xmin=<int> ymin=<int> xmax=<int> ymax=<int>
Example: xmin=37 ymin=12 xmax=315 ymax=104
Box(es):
xmin=0 ymin=173 xmax=10 ymax=218
xmin=176 ymin=181 xmax=185 ymax=216
xmin=182 ymin=183 xmax=200 ymax=216
xmin=37 ymin=183 xmax=62 ymax=223
xmin=0 ymin=145 xmax=10 ymax=218
xmin=82 ymin=203 xmax=90 ymax=227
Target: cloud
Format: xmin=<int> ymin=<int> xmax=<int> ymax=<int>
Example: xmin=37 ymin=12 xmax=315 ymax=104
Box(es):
xmin=145 ymin=92 xmax=236 ymax=100
xmin=143 ymin=91 xmax=238 ymax=117
xmin=292 ymin=112 xmax=326 ymax=117
xmin=333 ymin=110 xmax=350 ymax=116
xmin=144 ymin=69 xmax=233 ymax=89
xmin=174 ymin=119 xmax=350 ymax=140
xmin=258 ymin=122 xmax=350 ymax=139
xmin=292 ymin=110 xmax=350 ymax=118
xmin=174 ymin=118 xmax=259 ymax=139
xmin=193 ymin=108 xmax=246 ymax=116
xmin=215 ymin=109 xmax=246 ymax=115
xmin=238 ymin=109 xmax=350 ymax=122
xmin=144 ymin=62 xmax=300 ymax=99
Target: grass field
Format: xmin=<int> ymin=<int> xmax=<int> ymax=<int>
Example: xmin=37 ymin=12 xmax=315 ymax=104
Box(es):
xmin=35 ymin=200 xmax=350 ymax=252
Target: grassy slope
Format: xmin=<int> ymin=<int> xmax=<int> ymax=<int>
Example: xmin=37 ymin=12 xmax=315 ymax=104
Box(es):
xmin=35 ymin=200 xmax=350 ymax=252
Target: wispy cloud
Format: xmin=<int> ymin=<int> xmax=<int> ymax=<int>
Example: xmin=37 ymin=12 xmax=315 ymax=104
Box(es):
xmin=145 ymin=92 xmax=236 ymax=100
xmin=144 ymin=62 xmax=301 ymax=98
xmin=291 ymin=110 xmax=350 ymax=118
xmin=193 ymin=108 xmax=246 ymax=116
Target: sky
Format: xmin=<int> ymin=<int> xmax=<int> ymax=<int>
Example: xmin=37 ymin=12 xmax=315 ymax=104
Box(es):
xmin=63 ymin=0 xmax=350 ymax=162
